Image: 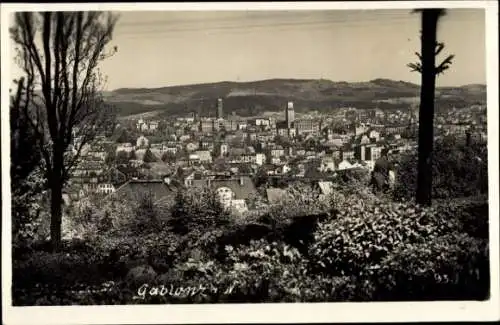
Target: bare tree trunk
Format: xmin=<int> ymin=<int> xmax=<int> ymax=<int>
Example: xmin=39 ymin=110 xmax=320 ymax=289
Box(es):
xmin=416 ymin=9 xmax=440 ymax=206
xmin=50 ymin=179 xmax=63 ymax=251
xmin=50 ymin=147 xmax=64 ymax=251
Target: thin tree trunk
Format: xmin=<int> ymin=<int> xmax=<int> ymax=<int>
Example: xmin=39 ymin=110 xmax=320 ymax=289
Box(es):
xmin=50 ymin=148 xmax=64 ymax=251
xmin=50 ymin=180 xmax=63 ymax=251
xmin=416 ymin=10 xmax=439 ymax=206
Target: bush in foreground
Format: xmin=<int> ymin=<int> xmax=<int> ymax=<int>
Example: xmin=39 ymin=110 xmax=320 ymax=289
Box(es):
xmin=12 ymin=183 xmax=489 ymax=305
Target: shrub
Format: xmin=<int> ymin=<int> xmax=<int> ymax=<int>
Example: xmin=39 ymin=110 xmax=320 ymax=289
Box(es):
xmin=263 ymin=183 xmax=330 ymax=232
xmin=394 ymin=138 xmax=488 ymax=201
xmin=143 ymin=149 xmax=157 ymax=163
xmin=374 ymin=232 xmax=489 ymax=300
xmin=11 ymin=169 xmax=48 ymax=248
xmin=435 ymin=196 xmax=489 ymax=239
xmin=169 ymin=187 xmax=231 ymax=236
xmin=131 ymin=192 xmax=163 ymax=234
xmin=309 ymin=197 xmax=460 ymax=276
xmin=68 ymin=194 xmax=136 ymax=239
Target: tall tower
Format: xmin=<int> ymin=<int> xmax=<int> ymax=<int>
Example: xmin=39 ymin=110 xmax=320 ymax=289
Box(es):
xmin=286 ymin=101 xmax=295 ymax=129
xmin=216 ymin=98 xmax=224 ymax=120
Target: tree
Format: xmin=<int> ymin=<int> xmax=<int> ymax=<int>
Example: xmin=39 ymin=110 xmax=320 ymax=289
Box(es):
xmin=10 ymin=77 xmax=46 ymax=244
xmin=10 ymin=77 xmax=41 ymax=186
xmin=129 ymin=150 xmax=137 ymax=160
xmin=143 ymin=149 xmax=157 ymax=163
xmin=116 ymin=150 xmax=129 ymax=165
xmin=105 ymin=147 xmax=116 ymax=165
xmin=161 ymin=151 xmax=176 ymax=163
xmin=407 ymin=9 xmax=454 ymax=206
xmin=10 ymin=12 xmax=119 ymax=250
xmin=115 ymin=127 xmax=132 ymax=143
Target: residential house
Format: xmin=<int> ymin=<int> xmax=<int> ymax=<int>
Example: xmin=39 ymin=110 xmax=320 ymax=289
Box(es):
xmin=149 ymin=121 xmax=159 ymax=131
xmin=385 ymin=124 xmax=407 ymax=135
xmin=188 ymin=176 xmax=258 ymax=213
xmin=86 ymin=149 xmax=107 ymax=161
xmin=270 ymin=147 xmax=285 ymax=158
xmin=114 ymin=178 xmax=180 ymax=208
xmin=359 ymin=134 xmax=371 ymax=145
xmin=275 ymin=164 xmax=291 ymax=175
xmin=199 ymin=138 xmax=214 ymax=151
xmin=366 ymin=145 xmax=382 ymax=162
xmin=337 ymin=160 xmax=353 ymax=171
xmin=247 ymin=132 xmax=257 ymax=142
xmin=318 ymin=156 xmax=336 ymax=173
xmin=219 ymin=143 xmax=229 ymax=157
xmin=355 ymin=123 xmax=369 ymax=136
xmin=255 ymin=118 xmax=271 ymax=127
xmin=325 ymin=137 xmax=343 ymax=147
xmin=238 ymin=121 xmax=248 ymax=130
xmin=161 ymin=144 xmax=178 ymax=155
xmin=136 ymin=119 xmax=148 ymax=132
xmin=256 ymin=133 xmax=274 ymax=142
xmin=369 ymin=130 xmax=381 ymax=142
xmin=116 ymin=143 xmax=135 ymax=153
xmin=295 ymin=149 xmax=306 ymax=157
xmin=97 ymin=183 xmax=116 ymax=195
xmin=341 ymin=148 xmax=355 ymax=161
xmin=255 ymin=153 xmax=266 ymax=166
xmin=270 ymin=157 xmax=283 ymax=165
xmin=194 ymin=150 xmax=212 ymax=163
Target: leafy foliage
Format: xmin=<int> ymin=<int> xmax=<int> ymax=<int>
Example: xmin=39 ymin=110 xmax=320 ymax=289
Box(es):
xmin=143 ymin=149 xmax=158 ymax=163
xmin=12 ymin=176 xmax=489 ymax=305
xmin=169 ymin=187 xmax=231 ymax=236
xmin=394 ymin=137 xmax=488 ymax=201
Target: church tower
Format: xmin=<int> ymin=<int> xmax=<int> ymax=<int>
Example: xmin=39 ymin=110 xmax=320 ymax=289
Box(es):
xmin=286 ymin=101 xmax=295 ymax=129
xmin=216 ymin=98 xmax=224 ymax=120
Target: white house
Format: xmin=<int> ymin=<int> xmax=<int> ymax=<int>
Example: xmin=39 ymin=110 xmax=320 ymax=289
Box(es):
xmin=359 ymin=134 xmax=371 ymax=145
xmin=116 ymin=143 xmax=135 ymax=153
xmin=337 ymin=160 xmax=353 ymax=171
xmin=369 ymin=130 xmax=381 ymax=142
xmin=220 ymin=144 xmax=229 ymax=157
xmin=97 ymin=183 xmax=116 ymax=195
xmin=318 ymin=157 xmax=336 ymax=172
xmin=255 ymin=153 xmax=266 ymax=166
xmin=149 ymin=121 xmax=159 ymax=131
xmin=215 ymin=186 xmax=248 ymax=213
xmin=194 ymin=150 xmax=212 ymax=163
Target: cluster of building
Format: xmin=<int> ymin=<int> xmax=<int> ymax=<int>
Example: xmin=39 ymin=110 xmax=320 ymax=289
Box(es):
xmin=64 ymin=98 xmax=487 ymax=215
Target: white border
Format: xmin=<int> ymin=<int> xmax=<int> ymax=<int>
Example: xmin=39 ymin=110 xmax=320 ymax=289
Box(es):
xmin=1 ymin=1 xmax=499 ymax=324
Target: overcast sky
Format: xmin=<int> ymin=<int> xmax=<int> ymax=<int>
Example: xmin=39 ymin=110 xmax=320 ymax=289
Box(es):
xmin=10 ymin=9 xmax=486 ymax=90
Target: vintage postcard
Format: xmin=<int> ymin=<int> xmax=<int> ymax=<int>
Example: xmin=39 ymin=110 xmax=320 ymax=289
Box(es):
xmin=1 ymin=1 xmax=499 ymax=324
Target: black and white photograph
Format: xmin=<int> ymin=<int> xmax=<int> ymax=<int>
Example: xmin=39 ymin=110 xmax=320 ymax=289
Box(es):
xmin=1 ymin=1 xmax=499 ymax=324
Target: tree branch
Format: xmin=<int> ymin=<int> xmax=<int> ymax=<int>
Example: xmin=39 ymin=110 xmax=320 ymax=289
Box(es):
xmin=435 ymin=54 xmax=455 ymax=75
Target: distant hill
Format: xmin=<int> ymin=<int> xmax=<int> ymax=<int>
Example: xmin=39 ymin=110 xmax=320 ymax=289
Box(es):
xmin=104 ymin=78 xmax=486 ymax=118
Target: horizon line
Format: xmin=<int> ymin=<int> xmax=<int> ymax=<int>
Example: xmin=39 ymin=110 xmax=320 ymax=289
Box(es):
xmin=107 ymin=77 xmax=487 ymax=92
